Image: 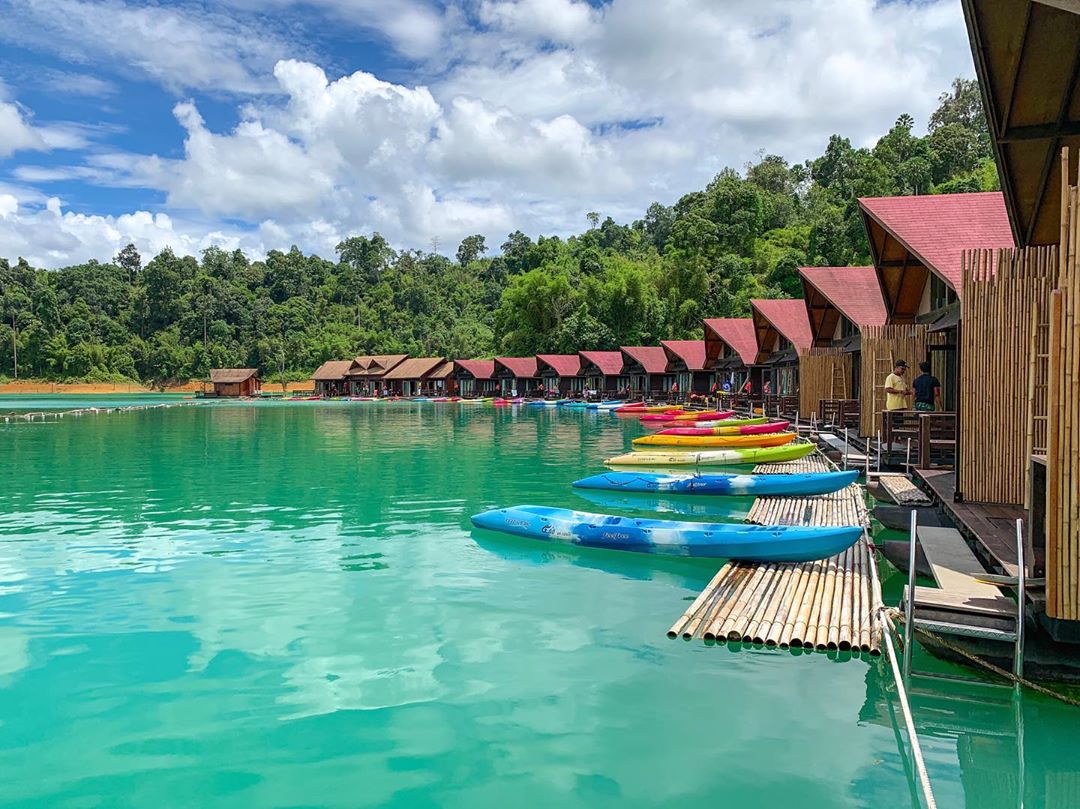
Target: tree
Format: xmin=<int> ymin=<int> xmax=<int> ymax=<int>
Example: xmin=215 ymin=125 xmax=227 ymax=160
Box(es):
xmin=456 ymin=234 xmax=487 ymax=266
xmin=115 ymin=243 xmax=142 ymax=283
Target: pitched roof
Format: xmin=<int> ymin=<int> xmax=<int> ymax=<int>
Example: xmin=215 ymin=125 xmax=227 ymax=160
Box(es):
xmin=382 ymin=357 xmax=446 ymax=380
xmin=799 ymin=266 xmax=887 ymax=328
xmin=703 ymin=318 xmax=758 ymax=365
xmin=578 ymin=350 xmax=625 ymax=376
xmin=355 ymin=354 xmax=408 ymax=377
xmin=858 ymin=192 xmax=1014 ymax=290
xmin=536 ymin=354 xmax=582 ymax=377
xmin=620 ymin=345 xmax=669 ymax=374
xmin=210 ymin=368 xmax=258 ymax=384
xmin=751 ymin=299 xmax=814 ymax=356
xmin=494 ymin=357 xmax=539 ymax=377
xmin=428 ymin=361 xmax=455 ymax=379
xmin=661 ymin=340 xmax=707 ymax=371
xmin=312 ymin=360 xmax=357 ymax=381
xmin=454 ymin=359 xmax=495 ymax=380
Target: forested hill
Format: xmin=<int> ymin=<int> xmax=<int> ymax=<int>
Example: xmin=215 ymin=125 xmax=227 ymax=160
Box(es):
xmin=0 ymin=79 xmax=995 ymax=384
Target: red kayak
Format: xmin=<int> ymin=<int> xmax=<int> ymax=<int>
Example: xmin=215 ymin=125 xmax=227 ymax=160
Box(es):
xmin=671 ymin=410 xmax=734 ymax=422
xmin=659 ymin=421 xmax=791 ymax=436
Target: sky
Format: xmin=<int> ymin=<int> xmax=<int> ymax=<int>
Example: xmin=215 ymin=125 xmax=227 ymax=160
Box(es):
xmin=0 ymin=0 xmax=976 ymax=268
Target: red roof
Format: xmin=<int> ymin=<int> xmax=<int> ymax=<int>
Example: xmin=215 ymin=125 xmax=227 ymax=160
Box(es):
xmin=751 ymin=299 xmax=814 ymax=355
xmin=578 ymin=350 xmax=625 ymax=376
xmin=620 ymin=346 xmax=669 ymax=374
xmin=495 ymin=357 xmax=538 ymax=377
xmin=661 ymin=340 xmax=707 ymax=371
xmin=859 ymin=192 xmax=1014 ymax=290
xmin=703 ymin=318 xmax=758 ymax=365
xmin=536 ymin=354 xmax=582 ymax=377
xmin=454 ymin=359 xmax=495 ymax=380
xmin=799 ymin=266 xmax=887 ymax=327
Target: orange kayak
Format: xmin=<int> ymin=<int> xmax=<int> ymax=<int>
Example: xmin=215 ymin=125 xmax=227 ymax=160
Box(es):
xmin=632 ymin=432 xmax=797 ymax=449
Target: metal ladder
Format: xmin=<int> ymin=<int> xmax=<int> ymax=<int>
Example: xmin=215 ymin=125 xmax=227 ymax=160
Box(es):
xmin=901 ymin=511 xmax=1027 ymax=687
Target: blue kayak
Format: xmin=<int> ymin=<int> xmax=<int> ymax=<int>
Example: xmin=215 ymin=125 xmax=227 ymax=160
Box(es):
xmin=586 ymin=400 xmax=622 ymax=410
xmin=470 ymin=505 xmax=862 ymax=562
xmin=559 ymin=401 xmax=592 ymax=409
xmin=527 ymin=399 xmax=565 ymax=407
xmin=572 ymin=470 xmax=858 ymax=497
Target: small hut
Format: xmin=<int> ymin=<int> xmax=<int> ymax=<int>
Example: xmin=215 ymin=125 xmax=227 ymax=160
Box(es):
xmin=703 ymin=318 xmax=758 ymax=393
xmin=427 ymin=361 xmax=456 ymax=395
xmin=660 ymin=340 xmax=709 ymax=395
xmin=382 ymin=357 xmax=448 ymax=397
xmin=209 ymin=368 xmax=260 ymax=397
xmin=751 ymin=299 xmax=813 ymax=397
xmin=311 ymin=360 xmax=357 ymax=397
xmin=619 ymin=346 xmax=671 ymax=398
xmin=535 ymin=354 xmax=583 ymax=396
xmin=494 ymin=357 xmax=540 ymax=397
xmin=455 ymin=360 xmax=498 ymax=398
xmin=578 ymin=351 xmax=627 ymax=396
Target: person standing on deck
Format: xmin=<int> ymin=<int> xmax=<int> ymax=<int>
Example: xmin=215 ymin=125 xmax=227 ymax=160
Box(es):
xmin=912 ymin=361 xmax=942 ymax=412
xmin=884 ymin=360 xmax=914 ymax=410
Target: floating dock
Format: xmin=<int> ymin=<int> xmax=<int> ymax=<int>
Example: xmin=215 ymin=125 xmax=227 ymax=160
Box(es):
xmin=668 ymin=455 xmax=881 ymax=654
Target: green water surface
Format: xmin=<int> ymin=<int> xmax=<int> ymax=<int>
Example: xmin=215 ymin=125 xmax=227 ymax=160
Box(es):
xmin=0 ymin=399 xmax=1075 ymax=808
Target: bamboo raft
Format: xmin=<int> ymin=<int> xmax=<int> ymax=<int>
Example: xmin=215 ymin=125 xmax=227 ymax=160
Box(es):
xmin=667 ymin=472 xmax=880 ymax=655
xmin=877 ymin=473 xmax=931 ymax=505
xmin=753 ymin=456 xmax=832 ymax=475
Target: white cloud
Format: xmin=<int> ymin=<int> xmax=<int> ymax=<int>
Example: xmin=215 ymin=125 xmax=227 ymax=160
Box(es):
xmin=0 ymin=99 xmax=44 ymax=157
xmin=0 ymin=0 xmax=977 ymax=267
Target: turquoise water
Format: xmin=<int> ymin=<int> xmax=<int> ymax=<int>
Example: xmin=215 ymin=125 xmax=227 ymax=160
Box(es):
xmin=0 ymin=399 xmax=1076 ymax=807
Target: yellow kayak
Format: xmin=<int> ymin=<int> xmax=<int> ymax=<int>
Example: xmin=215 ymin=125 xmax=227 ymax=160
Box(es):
xmin=632 ymin=432 xmax=796 ymax=449
xmin=606 ymin=443 xmax=816 ymax=467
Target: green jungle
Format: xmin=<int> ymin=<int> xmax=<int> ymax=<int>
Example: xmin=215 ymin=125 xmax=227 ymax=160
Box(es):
xmin=0 ymin=79 xmax=994 ymax=385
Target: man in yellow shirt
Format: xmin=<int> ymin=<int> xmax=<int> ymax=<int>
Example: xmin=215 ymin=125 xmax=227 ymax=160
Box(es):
xmin=884 ymin=360 xmax=913 ymax=411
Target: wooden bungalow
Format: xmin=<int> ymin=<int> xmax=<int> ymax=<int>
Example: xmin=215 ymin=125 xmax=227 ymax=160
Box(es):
xmin=578 ymin=351 xmax=627 ymax=396
xmin=382 ymin=357 xmax=447 ymax=397
xmin=660 ymin=340 xmax=710 ymax=395
xmin=535 ymin=354 xmax=584 ymax=396
xmin=750 ymin=299 xmax=813 ymax=397
xmin=454 ymin=360 xmax=498 ymax=398
xmin=312 ymin=359 xmax=359 ymax=397
xmin=799 ymin=266 xmax=888 ymax=403
xmin=347 ymin=354 xmax=408 ymax=395
xmin=620 ymin=346 xmax=672 ymax=398
xmin=209 ymin=368 xmax=260 ymax=397
xmin=703 ymin=318 xmax=758 ymax=394
xmin=427 ymin=361 xmax=456 ymax=395
xmin=494 ymin=357 xmax=540 ymax=397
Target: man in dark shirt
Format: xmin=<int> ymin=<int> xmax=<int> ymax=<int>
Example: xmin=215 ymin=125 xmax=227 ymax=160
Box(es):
xmin=912 ymin=361 xmax=941 ymax=412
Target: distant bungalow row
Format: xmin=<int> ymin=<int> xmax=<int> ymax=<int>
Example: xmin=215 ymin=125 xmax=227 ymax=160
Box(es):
xmin=211 ymin=192 xmax=1011 ymax=434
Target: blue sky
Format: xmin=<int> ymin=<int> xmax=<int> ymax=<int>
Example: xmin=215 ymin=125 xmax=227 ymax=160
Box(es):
xmin=0 ymin=0 xmax=974 ymax=267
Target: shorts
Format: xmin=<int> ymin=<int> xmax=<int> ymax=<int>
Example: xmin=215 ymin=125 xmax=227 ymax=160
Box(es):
xmin=914 ymin=402 xmax=934 ymax=412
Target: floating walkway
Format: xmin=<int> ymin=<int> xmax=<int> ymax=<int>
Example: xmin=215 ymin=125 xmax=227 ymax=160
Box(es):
xmin=877 ymin=473 xmax=932 ymax=505
xmin=668 ymin=455 xmax=880 ymax=654
xmin=1 ymin=401 xmax=204 ymax=422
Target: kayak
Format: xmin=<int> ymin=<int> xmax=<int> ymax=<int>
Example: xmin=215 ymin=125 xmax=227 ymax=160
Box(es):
xmin=606 ymin=443 xmax=816 ymax=467
xmin=615 ymin=404 xmax=677 ymax=413
xmin=586 ymin=401 xmax=623 ymax=410
xmin=658 ymin=421 xmax=790 ymax=436
xmin=572 ymin=469 xmax=859 ymax=497
xmin=470 ymin=505 xmax=862 ymax=562
xmin=527 ymin=399 xmax=564 ymax=407
xmin=672 ymin=411 xmax=734 ymax=422
xmin=632 ymin=432 xmax=796 ymax=449
xmin=559 ymin=401 xmax=592 ymax=409
xmin=659 ymin=416 xmax=769 ymax=429
xmin=639 ymin=410 xmax=688 ymax=422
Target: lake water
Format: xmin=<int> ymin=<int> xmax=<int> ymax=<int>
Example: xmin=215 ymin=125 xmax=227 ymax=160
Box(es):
xmin=0 ymin=398 xmax=1076 ymax=808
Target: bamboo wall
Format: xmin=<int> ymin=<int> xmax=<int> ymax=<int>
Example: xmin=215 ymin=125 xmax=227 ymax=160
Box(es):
xmin=798 ymin=349 xmax=851 ymax=417
xmin=1047 ymin=148 xmax=1080 ymax=621
xmin=958 ymin=246 xmax=1059 ymax=506
xmin=858 ymin=325 xmax=942 ymax=437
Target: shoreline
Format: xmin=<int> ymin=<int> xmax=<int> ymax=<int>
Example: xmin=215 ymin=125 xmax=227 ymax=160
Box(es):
xmin=0 ymin=381 xmax=314 ymax=395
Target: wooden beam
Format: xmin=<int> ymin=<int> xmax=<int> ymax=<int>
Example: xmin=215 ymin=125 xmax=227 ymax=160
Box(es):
xmin=1000 ymin=120 xmax=1080 ymax=143
xmin=1000 ymin=2 xmax=1033 ymax=134
xmin=1034 ymin=0 xmax=1080 ymax=16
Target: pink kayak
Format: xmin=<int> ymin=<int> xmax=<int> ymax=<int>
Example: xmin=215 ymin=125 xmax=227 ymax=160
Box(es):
xmin=671 ymin=410 xmax=734 ymax=422
xmin=659 ymin=421 xmax=790 ymax=436
xmin=638 ymin=410 xmax=688 ymax=422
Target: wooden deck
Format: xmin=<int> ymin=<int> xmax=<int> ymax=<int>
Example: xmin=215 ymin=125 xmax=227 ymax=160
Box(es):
xmin=914 ymin=469 xmax=1025 ymax=577
xmin=878 ymin=473 xmax=932 ymax=505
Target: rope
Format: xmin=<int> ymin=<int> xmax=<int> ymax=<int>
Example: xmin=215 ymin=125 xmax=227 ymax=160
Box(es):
xmin=886 ymin=607 xmax=1080 ymax=709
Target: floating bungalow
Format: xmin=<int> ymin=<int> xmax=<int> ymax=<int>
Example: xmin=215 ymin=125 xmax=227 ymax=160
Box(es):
xmin=620 ymin=346 xmax=672 ymax=398
xmin=209 ymin=368 xmax=261 ymax=397
xmin=703 ymin=318 xmax=758 ymax=393
xmin=312 ymin=359 xmax=358 ymax=397
xmin=428 ymin=361 xmax=456 ymax=395
xmin=750 ymin=299 xmax=813 ymax=397
xmin=382 ymin=357 xmax=448 ymax=397
xmin=535 ymin=354 xmax=584 ymax=396
xmin=348 ymin=354 xmax=408 ymax=395
xmin=454 ymin=360 xmax=498 ymax=398
xmin=578 ymin=351 xmax=627 ymax=396
xmin=494 ymin=357 xmax=540 ymax=397
xmin=660 ymin=340 xmax=710 ymax=395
